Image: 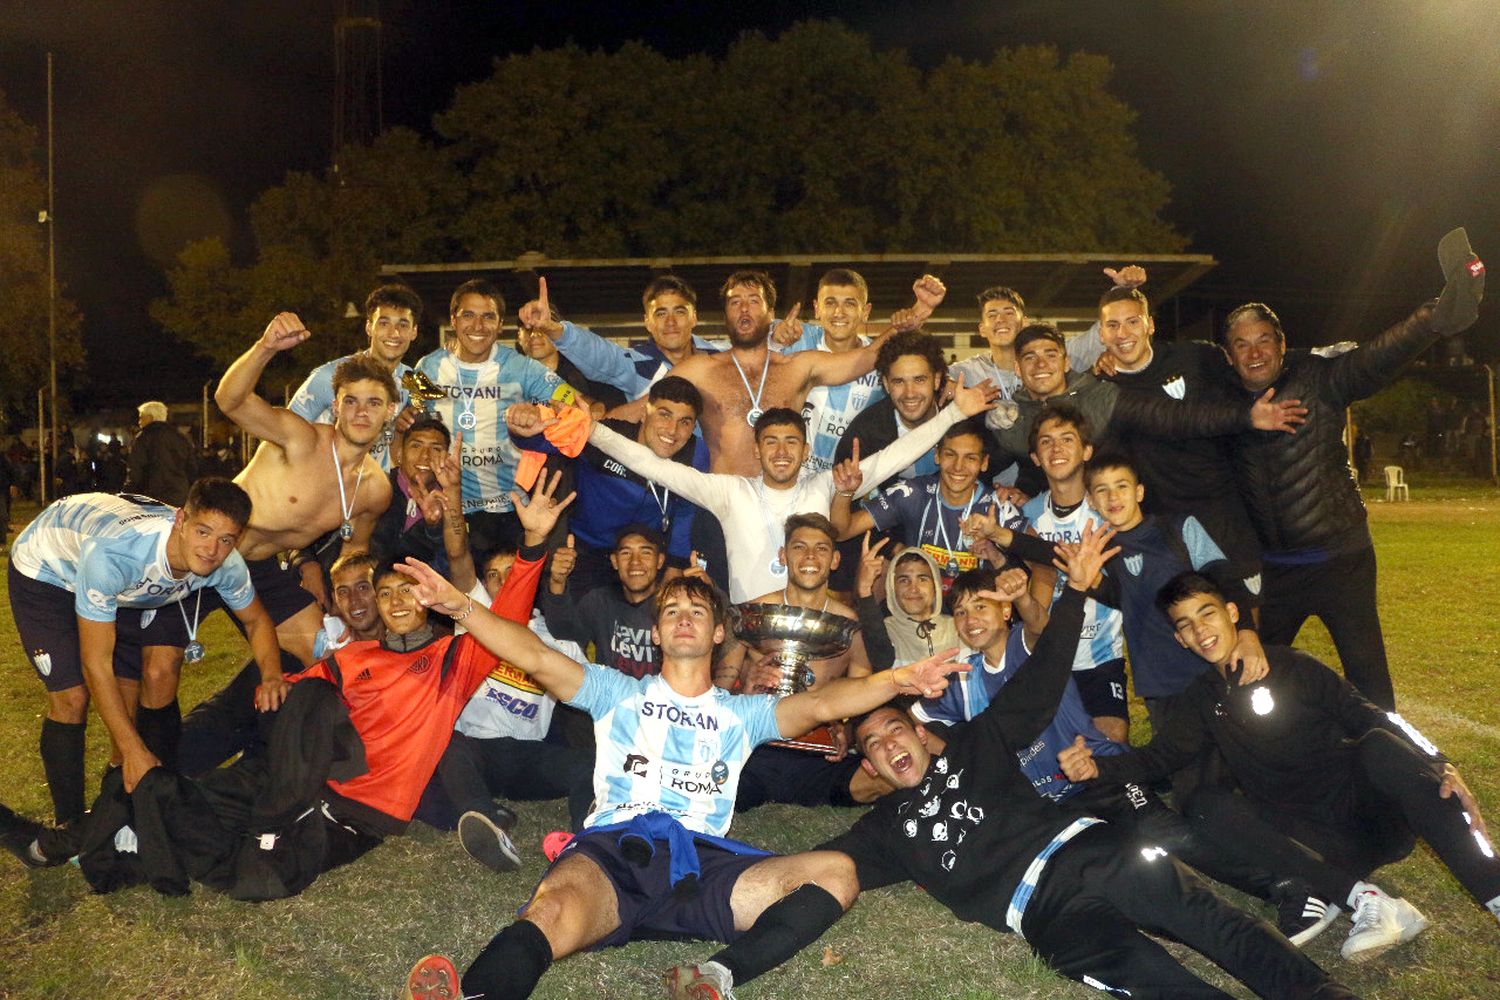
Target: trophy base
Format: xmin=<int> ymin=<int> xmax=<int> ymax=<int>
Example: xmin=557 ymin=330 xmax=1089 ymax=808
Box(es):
xmin=768 ymin=725 xmax=840 ymax=754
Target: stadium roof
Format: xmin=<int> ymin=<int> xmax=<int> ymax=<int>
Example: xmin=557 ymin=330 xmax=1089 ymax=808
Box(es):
xmin=381 ymin=251 xmax=1216 ymax=349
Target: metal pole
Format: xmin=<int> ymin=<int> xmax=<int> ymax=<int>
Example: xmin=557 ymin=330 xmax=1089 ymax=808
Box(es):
xmin=202 ymin=380 xmax=211 ymax=448
xmin=1484 ymin=364 xmax=1497 ymax=484
xmin=37 ymin=388 xmax=46 ymax=503
xmin=46 ymin=52 xmax=59 ymax=494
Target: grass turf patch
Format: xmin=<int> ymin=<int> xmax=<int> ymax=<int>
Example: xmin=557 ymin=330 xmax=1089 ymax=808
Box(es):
xmin=2 ymin=486 xmax=1499 ymax=998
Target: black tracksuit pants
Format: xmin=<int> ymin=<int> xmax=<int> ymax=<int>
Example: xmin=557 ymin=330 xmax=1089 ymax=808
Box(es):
xmin=1185 ymin=728 xmax=1500 ymax=911
xmin=1023 ymin=825 xmax=1353 ymax=999
xmin=1260 ymin=544 xmax=1394 ymax=710
xmin=438 ymin=732 xmax=594 ymax=832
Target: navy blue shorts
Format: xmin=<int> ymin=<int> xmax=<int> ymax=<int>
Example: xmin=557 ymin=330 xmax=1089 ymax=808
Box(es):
xmin=9 ymin=563 xmax=192 ymax=692
xmin=534 ymin=828 xmax=773 ymax=949
xmin=1073 ymin=657 xmax=1128 ymax=721
xmin=200 ymin=555 xmax=317 ymax=626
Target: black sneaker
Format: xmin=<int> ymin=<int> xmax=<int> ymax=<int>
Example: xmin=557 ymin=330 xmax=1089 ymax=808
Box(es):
xmin=0 ymin=804 xmax=55 ymax=869
xmin=458 ymin=810 xmax=522 ymax=873
xmin=1272 ymin=878 xmax=1341 ymax=947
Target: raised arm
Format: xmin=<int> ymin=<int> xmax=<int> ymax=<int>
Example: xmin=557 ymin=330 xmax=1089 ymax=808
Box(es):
xmin=215 ymin=313 xmax=324 ymax=451
xmin=774 ymin=646 xmax=969 ymax=738
xmin=795 ymin=275 xmax=947 ymax=392
xmin=522 ymin=277 xmax=655 ymax=398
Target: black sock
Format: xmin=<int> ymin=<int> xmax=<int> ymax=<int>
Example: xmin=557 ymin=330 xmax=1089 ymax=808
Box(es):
xmin=711 ymin=883 xmax=844 ymax=986
xmin=40 ymin=719 xmax=87 ymax=825
xmin=462 ymin=919 xmax=553 ymax=1000
xmin=136 ymin=701 xmax=182 ymax=771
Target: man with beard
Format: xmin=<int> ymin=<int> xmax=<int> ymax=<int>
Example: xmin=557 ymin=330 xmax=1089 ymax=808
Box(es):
xmin=652 ymin=270 xmax=945 ymax=475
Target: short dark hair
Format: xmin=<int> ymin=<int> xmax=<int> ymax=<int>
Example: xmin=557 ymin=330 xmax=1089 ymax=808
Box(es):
xmin=1083 ymin=450 xmax=1137 ymax=488
xmin=365 ymin=283 xmax=424 ymax=325
xmin=480 ymin=546 xmax=519 ymax=571
xmin=642 ymin=274 xmax=698 ymax=311
xmin=1014 ymin=322 xmax=1066 ymax=356
xmin=404 ymin=414 xmax=451 ymax=448
xmin=329 ymin=550 xmax=378 ymax=579
xmin=783 ymin=512 xmax=837 ymax=545
xmin=940 ymin=416 xmax=990 ymax=454
xmin=648 ymin=374 xmax=704 ymax=417
xmin=1027 ymin=401 xmax=1092 ymax=453
xmin=893 ymin=549 xmax=932 ymax=573
xmin=947 ymin=566 xmax=1003 ymax=609
xmin=1155 ymin=571 xmax=1226 ymax=620
xmin=1222 ymin=302 xmax=1284 ymax=345
xmin=184 ymin=477 xmax=252 ymax=530
xmin=1099 ymin=285 xmax=1150 ymax=317
xmin=653 ymin=575 xmax=729 ymax=629
xmin=332 ymin=355 xmax=398 ymax=403
xmin=753 ymin=407 xmax=805 ymax=439
xmin=449 ymin=278 xmax=505 ymax=318
xmin=719 ymin=270 xmax=777 ymax=312
xmin=851 ymin=698 xmax=920 ymax=745
xmin=817 ymin=268 xmax=869 ymax=300
xmin=615 ymin=523 xmax=667 ymax=550
xmin=977 ymin=286 xmax=1025 ymax=312
xmin=876 ymin=330 xmax=947 ymax=384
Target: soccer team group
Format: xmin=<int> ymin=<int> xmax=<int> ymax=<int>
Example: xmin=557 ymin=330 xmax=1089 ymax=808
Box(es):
xmin=1 ymin=229 xmax=1495 ymax=999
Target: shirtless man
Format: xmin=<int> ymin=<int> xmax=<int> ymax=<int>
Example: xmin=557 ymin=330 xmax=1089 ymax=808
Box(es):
xmin=718 ymin=513 xmax=888 ymax=811
xmin=212 ymin=311 xmax=396 ymax=665
xmin=594 ymin=270 xmax=945 ymax=475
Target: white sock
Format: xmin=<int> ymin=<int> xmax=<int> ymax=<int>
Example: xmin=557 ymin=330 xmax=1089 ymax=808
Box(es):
xmin=1486 ymin=893 xmax=1500 ymax=925
xmin=701 ymin=961 xmax=734 ymax=986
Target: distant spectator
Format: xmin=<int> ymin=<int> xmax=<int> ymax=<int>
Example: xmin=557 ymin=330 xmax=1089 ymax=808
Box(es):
xmin=127 ymin=401 xmax=197 ymax=505
xmin=1352 ymin=428 xmax=1373 ymax=484
xmin=96 ymin=439 xmax=128 ymax=493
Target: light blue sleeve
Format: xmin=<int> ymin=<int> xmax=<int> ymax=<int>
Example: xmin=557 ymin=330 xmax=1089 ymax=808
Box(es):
xmin=568 ymin=661 xmax=639 ymax=719
xmin=785 ymin=323 xmax=825 ymax=354
xmin=519 ymin=355 xmax=568 ymax=404
xmin=72 ymin=540 xmax=130 ymax=622
xmin=738 ymin=692 xmax=783 ymax=744
xmin=208 ymin=551 xmax=257 ymax=612
xmin=1068 ymin=322 xmax=1105 ymax=373
xmin=288 ymin=361 xmax=336 ymax=422
xmin=1181 ymin=516 xmax=1228 ymax=569
xmin=557 ymin=321 xmax=652 ymax=397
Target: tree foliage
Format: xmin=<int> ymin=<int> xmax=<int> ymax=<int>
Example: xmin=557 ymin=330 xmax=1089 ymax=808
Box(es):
xmin=155 ymin=21 xmax=1186 ymax=362
xmin=0 ymin=88 xmax=84 ymax=423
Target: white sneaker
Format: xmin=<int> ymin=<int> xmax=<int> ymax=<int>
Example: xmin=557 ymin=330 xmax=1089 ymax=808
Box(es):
xmin=1392 ymin=896 xmax=1430 ymax=943
xmin=458 ymin=810 xmax=522 ymax=874
xmin=1342 ymin=887 xmax=1412 ymax=962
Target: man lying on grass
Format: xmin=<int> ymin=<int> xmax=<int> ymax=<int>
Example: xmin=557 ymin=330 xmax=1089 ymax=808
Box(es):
xmin=1059 ymin=571 xmax=1500 ymax=963
xmin=760 ymin=524 xmax=1363 ymax=1000
xmin=396 ymin=565 xmax=965 ymax=1000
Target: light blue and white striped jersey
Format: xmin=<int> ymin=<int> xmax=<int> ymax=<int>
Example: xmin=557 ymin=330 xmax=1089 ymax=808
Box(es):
xmin=288 ymin=355 xmax=413 ymax=472
xmin=790 ymin=323 xmax=886 ymax=472
xmin=12 ymin=493 xmax=255 ymax=622
xmin=568 ymin=663 xmax=781 ymax=837
xmin=948 ymin=322 xmax=1106 ymax=401
xmin=1021 ymin=491 xmax=1124 ymax=672
xmin=414 ymin=345 xmax=570 ymax=514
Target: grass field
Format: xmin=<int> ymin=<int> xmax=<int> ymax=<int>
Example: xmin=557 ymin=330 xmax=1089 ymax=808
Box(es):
xmin=3 ymin=481 xmax=1499 ymax=999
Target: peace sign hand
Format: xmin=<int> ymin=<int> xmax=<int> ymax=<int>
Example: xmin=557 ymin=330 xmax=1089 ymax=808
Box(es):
xmin=857 ymin=531 xmax=889 ymax=598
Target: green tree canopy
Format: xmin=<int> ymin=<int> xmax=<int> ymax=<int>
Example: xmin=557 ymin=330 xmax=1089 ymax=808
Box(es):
xmin=155 ymin=20 xmax=1186 ymax=365
xmin=0 ymin=88 xmax=84 ymax=424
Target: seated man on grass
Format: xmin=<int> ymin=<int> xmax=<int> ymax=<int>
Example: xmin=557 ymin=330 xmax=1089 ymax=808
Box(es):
xmin=1059 ymin=571 xmax=1500 ymax=963
xmin=396 ymin=570 xmax=965 ymax=1000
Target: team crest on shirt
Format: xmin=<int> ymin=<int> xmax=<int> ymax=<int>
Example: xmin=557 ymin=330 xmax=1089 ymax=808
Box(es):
xmin=406 ymin=653 xmax=434 ymax=675
xmin=85 ymin=589 xmax=110 ymax=611
xmin=710 ymin=760 xmax=729 ymax=785
xmin=885 ymin=481 xmax=914 ymax=499
xmin=1161 ymin=375 xmax=1186 ymax=400
xmin=32 ymin=650 xmax=52 ymax=677
xmin=1244 ymin=573 xmax=1262 ymax=595
xmin=1124 ymin=554 xmax=1144 ymax=576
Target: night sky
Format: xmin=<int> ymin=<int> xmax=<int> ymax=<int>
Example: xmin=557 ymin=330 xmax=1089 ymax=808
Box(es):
xmin=2 ymin=0 xmax=1497 ymax=409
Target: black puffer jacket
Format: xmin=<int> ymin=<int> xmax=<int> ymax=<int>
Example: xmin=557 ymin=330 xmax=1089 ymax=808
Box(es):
xmin=1230 ymin=305 xmax=1438 ymax=556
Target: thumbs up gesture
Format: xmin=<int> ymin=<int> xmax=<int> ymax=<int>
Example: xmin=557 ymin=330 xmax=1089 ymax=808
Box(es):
xmin=1057 ymin=733 xmax=1099 ymax=782
xmin=549 ymin=532 xmax=578 ymax=593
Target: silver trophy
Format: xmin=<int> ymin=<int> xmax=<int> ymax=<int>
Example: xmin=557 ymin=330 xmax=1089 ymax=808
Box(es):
xmin=731 ymin=603 xmax=858 ymax=752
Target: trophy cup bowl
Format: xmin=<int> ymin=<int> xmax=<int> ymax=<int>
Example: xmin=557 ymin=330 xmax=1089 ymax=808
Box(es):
xmin=730 ymin=604 xmax=858 ymax=753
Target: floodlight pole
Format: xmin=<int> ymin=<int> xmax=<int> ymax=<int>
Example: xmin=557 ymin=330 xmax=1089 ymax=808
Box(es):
xmin=36 ymin=388 xmax=46 ymax=503
xmin=46 ymin=52 xmax=59 ymax=501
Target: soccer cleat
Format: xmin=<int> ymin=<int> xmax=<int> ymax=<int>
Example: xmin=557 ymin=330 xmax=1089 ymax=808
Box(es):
xmin=0 ymin=804 xmax=66 ymax=870
xmin=664 ymin=961 xmax=736 ymax=1000
xmin=1272 ymin=878 xmax=1341 ymax=947
xmin=1342 ymin=887 xmax=1408 ymax=962
xmin=402 ymin=953 xmax=461 ymax=1000
xmin=458 ymin=810 xmax=522 ymax=873
xmin=541 ymin=830 xmax=574 ymax=863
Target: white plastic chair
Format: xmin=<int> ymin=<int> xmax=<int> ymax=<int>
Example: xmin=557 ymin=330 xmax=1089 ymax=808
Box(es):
xmin=1383 ymin=465 xmax=1409 ymax=502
